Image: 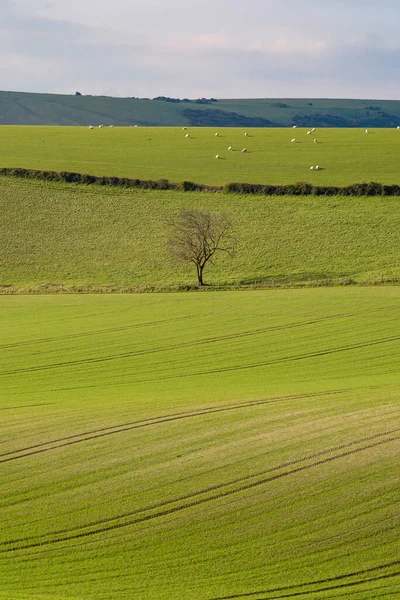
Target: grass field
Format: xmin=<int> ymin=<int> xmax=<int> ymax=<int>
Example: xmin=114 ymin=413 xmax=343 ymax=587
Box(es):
xmin=1 ymin=176 xmax=399 ymax=291
xmin=2 ymin=91 xmax=400 ymax=127
xmin=1 ymin=125 xmax=400 ymax=186
xmin=0 ymin=289 xmax=399 ymax=599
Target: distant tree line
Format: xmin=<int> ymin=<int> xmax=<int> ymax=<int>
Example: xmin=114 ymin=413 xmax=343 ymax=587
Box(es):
xmin=183 ymin=109 xmax=277 ymax=127
xmin=292 ymin=111 xmax=400 ymax=128
xmin=153 ymin=97 xmax=218 ymax=104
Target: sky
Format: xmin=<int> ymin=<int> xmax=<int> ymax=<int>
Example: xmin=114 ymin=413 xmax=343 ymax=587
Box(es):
xmin=1 ymin=0 xmax=400 ymax=99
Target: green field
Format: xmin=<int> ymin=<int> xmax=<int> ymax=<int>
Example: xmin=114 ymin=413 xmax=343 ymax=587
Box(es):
xmin=1 ymin=117 xmax=399 ymax=600
xmin=1 ymin=125 xmax=400 ymax=186
xmin=2 ymin=91 xmax=400 ymax=128
xmin=1 ymin=176 xmax=400 ymax=291
xmin=1 ymin=289 xmax=399 ymax=599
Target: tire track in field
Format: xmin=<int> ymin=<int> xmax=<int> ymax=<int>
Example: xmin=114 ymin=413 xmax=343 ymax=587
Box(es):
xmin=0 ymin=390 xmax=345 ymax=462
xmin=2 ymin=428 xmax=398 ymax=544
xmin=296 ymin=514 xmax=399 ymax=550
xmin=210 ymin=561 xmax=400 ymax=599
xmin=130 ymin=333 xmax=400 ymax=386
xmin=1 ymin=432 xmax=398 ymax=553
xmin=0 ymin=314 xmax=200 ymax=350
xmin=37 ymin=332 xmax=400 ymax=395
xmin=0 ymin=403 xmax=56 ymax=411
xmin=2 ymin=310 xmax=399 ymax=378
xmin=237 ymin=572 xmax=400 ymax=599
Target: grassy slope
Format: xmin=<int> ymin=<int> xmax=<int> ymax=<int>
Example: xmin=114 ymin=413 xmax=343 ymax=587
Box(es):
xmin=1 ymin=126 xmax=400 ymax=186
xmin=2 ymin=90 xmax=400 ymax=126
xmin=0 ymin=290 xmax=399 ymax=599
xmin=1 ymin=177 xmax=400 ymax=290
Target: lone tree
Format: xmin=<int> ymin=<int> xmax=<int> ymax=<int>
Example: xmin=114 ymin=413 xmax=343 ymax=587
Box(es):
xmin=169 ymin=210 xmax=235 ymax=286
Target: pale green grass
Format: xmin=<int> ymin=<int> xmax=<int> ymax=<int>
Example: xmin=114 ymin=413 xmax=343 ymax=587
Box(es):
xmin=2 ymin=91 xmax=400 ymax=127
xmin=1 ymin=126 xmax=400 ymax=185
xmin=1 ymin=177 xmax=400 ymax=291
xmin=0 ymin=290 xmax=399 ymax=599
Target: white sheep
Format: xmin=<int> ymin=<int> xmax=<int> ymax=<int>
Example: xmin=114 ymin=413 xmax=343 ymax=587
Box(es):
xmin=314 ymin=139 xmax=318 ymax=143
xmin=291 ymin=138 xmax=296 ymax=143
xmin=244 ymin=132 xmax=249 ymax=137
xmin=99 ymin=124 xmax=104 ymax=128
xmin=310 ymin=166 xmax=314 ymax=170
xmin=109 ymin=125 xmax=114 ymax=128
xmin=228 ymin=146 xmax=233 ymax=151
xmin=311 ymin=128 xmax=316 ymax=132
xmin=242 ymin=148 xmax=247 ymax=153
xmin=89 ymin=125 xmax=94 ymax=130
xmin=307 ymin=131 xmax=312 ymax=135
xmin=215 ymin=154 xmax=220 ymax=159
xmin=215 ymin=132 xmax=219 ymax=136
xmin=365 ymin=129 xmax=369 ymax=133
xmin=292 ymin=125 xmax=297 ymax=129
xmin=185 ymin=134 xmax=190 ymax=138
xmin=397 ymin=126 xmax=400 ymax=130
xmin=315 ymin=165 xmax=320 ymax=170
xmin=182 ymin=127 xmax=187 ymax=130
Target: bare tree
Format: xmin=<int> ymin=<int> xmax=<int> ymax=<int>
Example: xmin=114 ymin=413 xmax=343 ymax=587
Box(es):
xmin=169 ymin=210 xmax=235 ymax=286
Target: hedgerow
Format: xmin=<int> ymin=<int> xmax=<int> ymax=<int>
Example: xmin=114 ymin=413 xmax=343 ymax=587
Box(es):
xmin=1 ymin=167 xmax=400 ymax=196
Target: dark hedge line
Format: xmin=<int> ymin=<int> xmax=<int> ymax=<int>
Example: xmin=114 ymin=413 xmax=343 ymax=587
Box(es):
xmin=0 ymin=167 xmax=182 ymax=190
xmin=1 ymin=167 xmax=400 ymax=196
xmin=0 ymin=167 xmax=222 ymax=193
xmin=224 ymin=181 xmax=400 ymax=196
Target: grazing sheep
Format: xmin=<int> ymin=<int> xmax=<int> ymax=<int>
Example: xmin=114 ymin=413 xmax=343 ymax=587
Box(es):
xmin=397 ymin=126 xmax=400 ymax=130
xmin=292 ymin=125 xmax=297 ymax=129
xmin=215 ymin=154 xmax=220 ymax=159
xmin=134 ymin=125 xmax=138 ymax=127
xmin=307 ymin=131 xmax=312 ymax=135
xmin=311 ymin=128 xmax=316 ymax=132
xmin=314 ymin=139 xmax=318 ymax=143
xmin=244 ymin=132 xmax=249 ymax=137
xmin=228 ymin=146 xmax=233 ymax=151
xmin=182 ymin=127 xmax=187 ymax=130
xmin=310 ymin=166 xmax=314 ymax=170
xmin=185 ymin=134 xmax=190 ymax=138
xmin=109 ymin=125 xmax=114 ymax=128
xmin=89 ymin=125 xmax=94 ymax=130
xmin=315 ymin=165 xmax=320 ymax=170
xmin=99 ymin=124 xmax=104 ymax=128
xmin=242 ymin=148 xmax=247 ymax=153
xmin=291 ymin=138 xmax=296 ymax=143
xmin=215 ymin=132 xmax=219 ymax=136
xmin=365 ymin=129 xmax=369 ymax=133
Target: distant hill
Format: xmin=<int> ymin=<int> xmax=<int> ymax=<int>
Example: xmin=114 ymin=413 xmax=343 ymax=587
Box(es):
xmin=1 ymin=90 xmax=400 ymax=127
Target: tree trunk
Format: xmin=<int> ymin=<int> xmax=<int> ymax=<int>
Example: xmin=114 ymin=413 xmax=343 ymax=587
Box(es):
xmin=197 ymin=264 xmax=204 ymax=287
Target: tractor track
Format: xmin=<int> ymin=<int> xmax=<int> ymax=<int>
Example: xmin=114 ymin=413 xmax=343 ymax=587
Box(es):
xmin=2 ymin=313 xmax=398 ymax=379
xmin=0 ymin=314 xmax=200 ymax=350
xmin=0 ymin=403 xmax=56 ymax=411
xmin=0 ymin=432 xmax=398 ymax=554
xmin=20 ymin=333 xmax=400 ymax=395
xmin=238 ymin=571 xmax=400 ymax=598
xmin=210 ymin=561 xmax=400 ymax=599
xmin=0 ymin=389 xmax=350 ymax=462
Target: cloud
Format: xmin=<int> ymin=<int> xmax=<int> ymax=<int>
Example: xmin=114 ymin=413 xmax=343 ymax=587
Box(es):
xmin=1 ymin=0 xmax=400 ymax=98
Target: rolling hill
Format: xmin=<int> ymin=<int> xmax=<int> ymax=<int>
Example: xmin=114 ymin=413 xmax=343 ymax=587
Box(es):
xmin=2 ymin=89 xmax=400 ymax=127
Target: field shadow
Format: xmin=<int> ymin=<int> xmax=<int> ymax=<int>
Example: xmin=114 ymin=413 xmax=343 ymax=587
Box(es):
xmin=236 ymin=271 xmax=356 ymax=286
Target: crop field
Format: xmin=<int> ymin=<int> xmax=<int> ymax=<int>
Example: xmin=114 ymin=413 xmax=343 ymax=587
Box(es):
xmin=1 ymin=176 xmax=400 ymax=291
xmin=1 ymin=125 xmax=400 ymax=186
xmin=0 ymin=289 xmax=399 ymax=599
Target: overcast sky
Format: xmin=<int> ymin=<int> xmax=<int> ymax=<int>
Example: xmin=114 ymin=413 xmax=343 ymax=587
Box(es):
xmin=1 ymin=0 xmax=400 ymax=99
